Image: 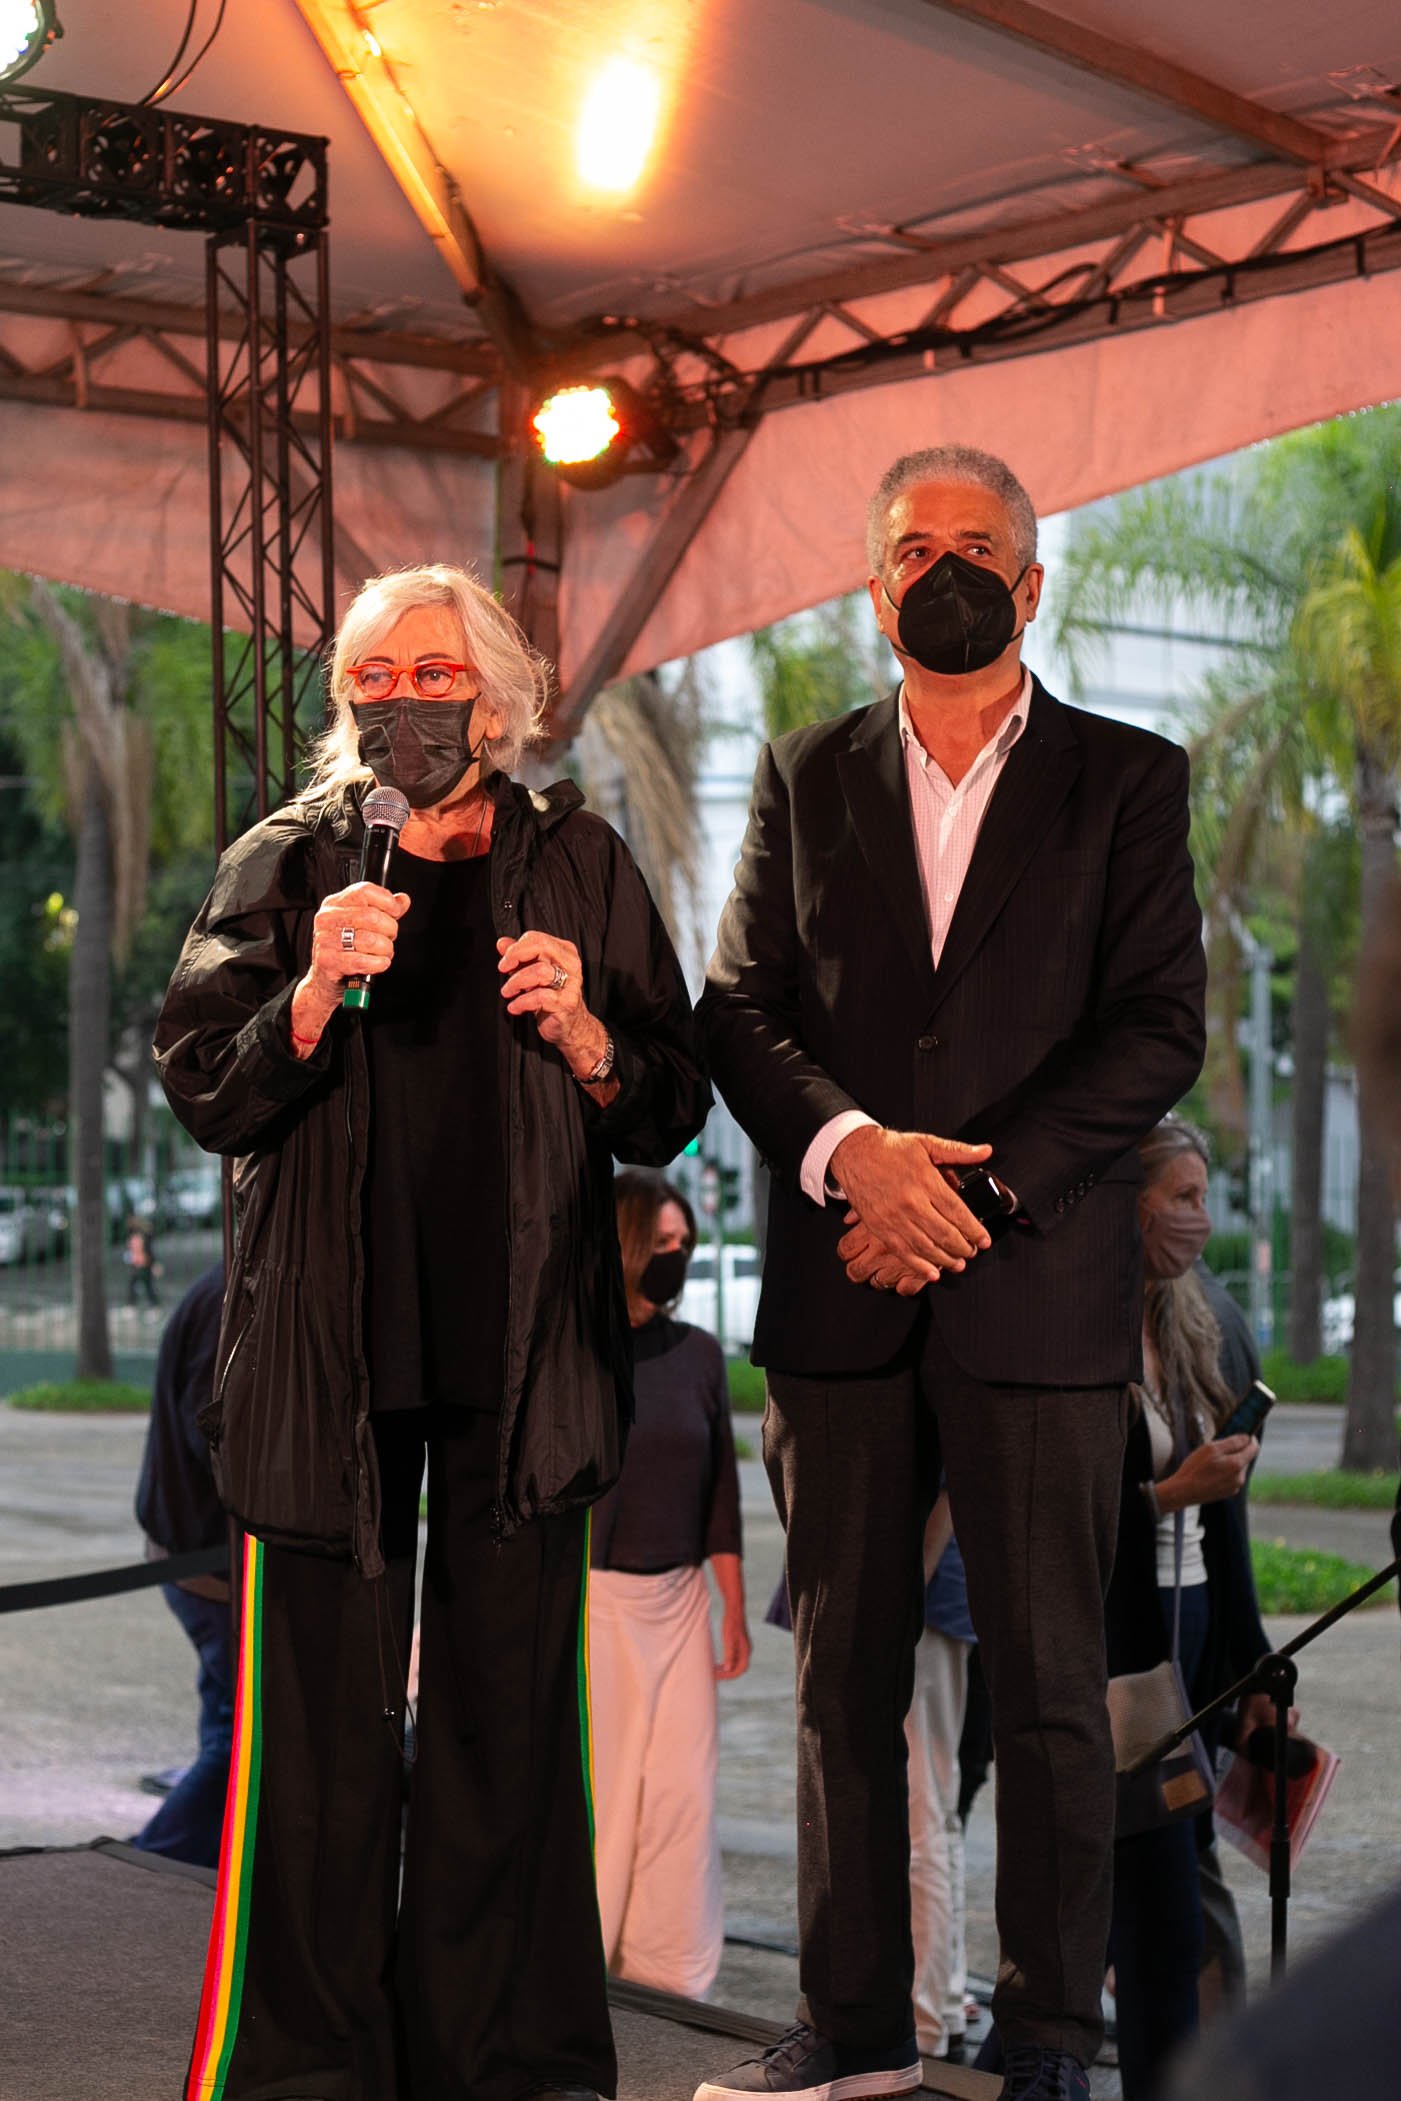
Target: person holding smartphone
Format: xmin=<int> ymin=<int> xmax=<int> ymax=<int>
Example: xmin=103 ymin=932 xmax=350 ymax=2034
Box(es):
xmin=1103 ymin=1114 xmax=1296 ymax=2099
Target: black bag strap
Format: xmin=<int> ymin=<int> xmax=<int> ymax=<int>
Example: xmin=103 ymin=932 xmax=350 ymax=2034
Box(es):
xmin=1164 ymin=1379 xmax=1191 ymax=1664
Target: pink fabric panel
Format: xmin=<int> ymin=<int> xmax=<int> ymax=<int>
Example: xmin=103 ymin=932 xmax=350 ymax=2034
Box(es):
xmin=0 ymin=402 xmax=494 ymax=635
xmin=557 ymin=260 xmax=1401 ymax=686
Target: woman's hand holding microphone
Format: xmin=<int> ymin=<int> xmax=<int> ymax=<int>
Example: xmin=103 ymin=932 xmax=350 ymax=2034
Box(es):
xmin=290 ymin=882 xmax=410 ymax=1056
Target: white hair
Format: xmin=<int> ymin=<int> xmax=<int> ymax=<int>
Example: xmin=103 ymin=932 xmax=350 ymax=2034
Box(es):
xmin=866 ymin=445 xmax=1039 ymax=574
xmin=301 ymin=564 xmax=549 ymax=816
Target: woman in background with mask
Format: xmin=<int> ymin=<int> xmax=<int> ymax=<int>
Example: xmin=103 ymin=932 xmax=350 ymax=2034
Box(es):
xmin=587 ymin=1170 xmax=751 ymax=2000
xmin=154 ymin=565 xmax=709 ymax=2101
xmin=1104 ymin=1114 xmax=1289 ymax=2101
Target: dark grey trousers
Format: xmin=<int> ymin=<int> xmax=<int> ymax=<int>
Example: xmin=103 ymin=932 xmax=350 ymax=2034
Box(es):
xmin=764 ymin=1317 xmax=1128 ymax=2067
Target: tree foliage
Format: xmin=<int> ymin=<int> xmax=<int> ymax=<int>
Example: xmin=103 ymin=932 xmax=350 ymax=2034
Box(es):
xmin=1054 ymin=405 xmax=1401 ymax=1469
xmin=750 ymin=595 xmax=886 ymax=739
xmin=0 ymin=577 xmax=215 ymax=1117
xmin=573 ymin=663 xmax=709 ymax=976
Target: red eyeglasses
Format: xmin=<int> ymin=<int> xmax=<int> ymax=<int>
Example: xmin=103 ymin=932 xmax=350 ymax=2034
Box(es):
xmin=347 ymin=661 xmax=477 ymax=701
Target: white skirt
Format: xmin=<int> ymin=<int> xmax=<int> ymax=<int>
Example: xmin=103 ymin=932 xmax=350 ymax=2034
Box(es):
xmin=587 ymin=1562 xmax=723 ymax=1998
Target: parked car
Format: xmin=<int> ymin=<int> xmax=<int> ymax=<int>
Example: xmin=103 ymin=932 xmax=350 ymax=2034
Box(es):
xmin=678 ymin=1242 xmax=763 ymax=1352
xmin=160 ymin=1169 xmax=222 ymax=1230
xmin=1319 ymin=1280 xmax=1401 ymax=1354
xmin=30 ymin=1187 xmax=72 ymax=1256
xmin=0 ymin=1188 xmax=52 ymax=1266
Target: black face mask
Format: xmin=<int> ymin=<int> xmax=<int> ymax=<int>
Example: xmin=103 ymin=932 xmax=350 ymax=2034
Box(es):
xmin=639 ymin=1247 xmax=689 ymax=1307
xmin=885 ymin=550 xmax=1027 ymax=676
xmin=355 ymin=698 xmax=485 ymax=810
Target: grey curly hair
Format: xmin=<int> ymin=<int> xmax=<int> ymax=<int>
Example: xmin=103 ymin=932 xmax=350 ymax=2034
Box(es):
xmin=302 ymin=564 xmax=550 ymax=815
xmin=866 ymin=444 xmax=1039 ymax=574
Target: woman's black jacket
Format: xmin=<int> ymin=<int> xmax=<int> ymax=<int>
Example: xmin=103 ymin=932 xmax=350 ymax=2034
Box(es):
xmin=1105 ymin=1407 xmax=1270 ymax=1715
xmin=152 ymin=777 xmax=711 ymax=1577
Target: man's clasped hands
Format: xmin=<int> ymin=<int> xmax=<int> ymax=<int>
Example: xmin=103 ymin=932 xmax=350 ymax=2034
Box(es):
xmin=832 ymin=1126 xmax=996 ymax=1294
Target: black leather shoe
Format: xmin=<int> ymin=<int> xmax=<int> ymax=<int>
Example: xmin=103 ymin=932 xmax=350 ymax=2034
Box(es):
xmin=694 ymin=2022 xmax=920 ymax=2100
xmin=522 ymin=2088 xmax=602 ymax=2100
xmin=1000 ymin=2047 xmax=1090 ymax=2100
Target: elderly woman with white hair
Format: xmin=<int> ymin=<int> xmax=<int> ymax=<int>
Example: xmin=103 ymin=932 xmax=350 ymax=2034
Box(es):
xmin=154 ymin=563 xmax=710 ymax=2101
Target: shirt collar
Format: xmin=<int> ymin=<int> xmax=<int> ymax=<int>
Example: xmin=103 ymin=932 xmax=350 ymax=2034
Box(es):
xmin=898 ymin=668 xmax=1032 ymax=769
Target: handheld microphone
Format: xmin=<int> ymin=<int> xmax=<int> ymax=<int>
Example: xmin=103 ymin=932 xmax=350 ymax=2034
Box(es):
xmin=342 ymin=786 xmax=410 ymax=1012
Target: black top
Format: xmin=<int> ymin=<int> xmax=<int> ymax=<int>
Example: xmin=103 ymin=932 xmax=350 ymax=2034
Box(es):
xmin=153 ymin=776 xmax=711 ymax=1569
xmin=362 ymin=847 xmax=506 ymax=1412
xmin=135 ymin=1261 xmax=226 ymax=1552
xmin=590 ymin=1315 xmax=742 ymax=1571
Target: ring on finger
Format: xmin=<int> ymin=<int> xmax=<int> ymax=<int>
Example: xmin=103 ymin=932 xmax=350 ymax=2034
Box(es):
xmin=340 ymin=926 xmax=356 ymax=952
xmin=550 ymin=962 xmax=568 ymax=990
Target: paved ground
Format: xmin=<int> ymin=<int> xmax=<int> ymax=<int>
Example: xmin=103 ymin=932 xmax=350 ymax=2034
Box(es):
xmin=1 ymin=1400 xmax=1397 ymax=2099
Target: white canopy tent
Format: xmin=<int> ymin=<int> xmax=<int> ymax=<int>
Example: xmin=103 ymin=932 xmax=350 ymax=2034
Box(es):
xmin=1 ymin=0 xmax=1400 ymax=739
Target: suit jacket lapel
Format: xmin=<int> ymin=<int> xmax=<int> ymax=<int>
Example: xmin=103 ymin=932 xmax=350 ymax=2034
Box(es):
xmin=837 ymin=694 xmax=937 ymax=1004
xmin=929 ymin=679 xmax=1082 ymax=1017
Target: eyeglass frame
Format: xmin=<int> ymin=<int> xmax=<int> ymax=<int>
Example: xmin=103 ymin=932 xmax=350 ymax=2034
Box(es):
xmin=346 ymin=660 xmax=480 ymax=700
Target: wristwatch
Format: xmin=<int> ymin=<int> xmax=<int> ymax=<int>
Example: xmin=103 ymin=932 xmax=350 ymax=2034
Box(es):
xmin=580 ymin=1031 xmax=615 ymax=1086
xmin=952 ymin=1165 xmax=1018 ymax=1242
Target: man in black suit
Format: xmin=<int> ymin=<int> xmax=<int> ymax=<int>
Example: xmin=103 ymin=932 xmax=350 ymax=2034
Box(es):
xmin=694 ymin=447 xmax=1206 ymax=2101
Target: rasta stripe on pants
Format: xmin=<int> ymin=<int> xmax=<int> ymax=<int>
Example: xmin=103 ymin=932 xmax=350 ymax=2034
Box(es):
xmin=577 ymin=1510 xmax=596 ymax=1849
xmin=186 ymin=1535 xmax=265 ymax=2100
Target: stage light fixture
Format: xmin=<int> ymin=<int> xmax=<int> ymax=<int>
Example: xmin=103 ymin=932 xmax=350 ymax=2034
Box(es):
xmin=0 ymin=0 xmax=61 ymax=85
xmin=529 ymin=376 xmax=678 ymax=490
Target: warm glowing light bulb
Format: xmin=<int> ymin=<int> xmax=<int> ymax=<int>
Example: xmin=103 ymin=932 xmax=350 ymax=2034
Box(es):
xmin=0 ymin=0 xmax=42 ymax=71
xmin=532 ymin=385 xmax=622 ymax=467
xmin=576 ymin=56 xmax=662 ymax=194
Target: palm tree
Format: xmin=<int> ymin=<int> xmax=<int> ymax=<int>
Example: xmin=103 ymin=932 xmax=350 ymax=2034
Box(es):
xmin=1054 ymin=409 xmax=1401 ymax=1468
xmin=1 ymin=578 xmax=212 ymax=1379
xmin=573 ymin=665 xmax=708 ymax=976
xmin=1053 ymin=470 xmax=1330 ymax=1160
xmin=1292 ymin=470 xmax=1401 ymax=1469
xmin=750 ymin=595 xmax=886 ymax=740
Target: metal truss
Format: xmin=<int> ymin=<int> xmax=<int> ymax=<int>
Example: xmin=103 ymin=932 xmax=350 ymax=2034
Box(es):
xmin=0 ymin=279 xmax=500 ymax=458
xmin=0 ymin=83 xmax=329 ymax=230
xmin=549 ymin=154 xmax=1401 ymax=430
xmin=206 ymin=224 xmax=334 ymax=847
xmin=539 ymin=148 xmax=1401 ymax=729
xmin=0 ymin=86 xmax=341 ymax=837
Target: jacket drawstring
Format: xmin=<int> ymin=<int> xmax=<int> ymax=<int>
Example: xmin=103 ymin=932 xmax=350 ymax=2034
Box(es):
xmin=373 ymin=1571 xmax=417 ymax=1768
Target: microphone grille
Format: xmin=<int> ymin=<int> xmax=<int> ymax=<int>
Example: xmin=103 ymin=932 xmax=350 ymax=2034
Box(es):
xmin=362 ymin=786 xmax=411 ymax=834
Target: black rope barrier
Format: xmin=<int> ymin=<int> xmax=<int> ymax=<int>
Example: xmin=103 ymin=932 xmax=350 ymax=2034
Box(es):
xmin=0 ymin=1545 xmax=230 ymax=1615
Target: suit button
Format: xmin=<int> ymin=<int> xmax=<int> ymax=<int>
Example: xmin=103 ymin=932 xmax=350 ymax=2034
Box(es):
xmin=916 ymin=1034 xmax=939 ymax=1052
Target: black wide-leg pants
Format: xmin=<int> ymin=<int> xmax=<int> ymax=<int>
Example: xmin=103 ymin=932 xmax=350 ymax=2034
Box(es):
xmin=764 ymin=1317 xmax=1128 ymax=2069
xmin=185 ymin=1409 xmax=615 ymax=2101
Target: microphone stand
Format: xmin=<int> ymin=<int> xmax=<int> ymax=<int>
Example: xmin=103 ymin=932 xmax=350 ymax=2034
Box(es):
xmin=1123 ymin=1552 xmax=1400 ymax=1981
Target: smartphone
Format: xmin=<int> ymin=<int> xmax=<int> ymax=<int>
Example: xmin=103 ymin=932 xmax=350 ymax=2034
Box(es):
xmin=1217 ymin=1379 xmax=1275 ymax=1442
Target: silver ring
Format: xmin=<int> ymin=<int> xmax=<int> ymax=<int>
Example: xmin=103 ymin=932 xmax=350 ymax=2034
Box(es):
xmin=340 ymin=925 xmax=356 ymax=952
xmin=550 ymin=962 xmax=568 ymax=990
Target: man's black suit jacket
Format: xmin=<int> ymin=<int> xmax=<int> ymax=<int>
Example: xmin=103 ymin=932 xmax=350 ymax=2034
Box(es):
xmin=698 ymin=677 xmax=1207 ymax=1388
